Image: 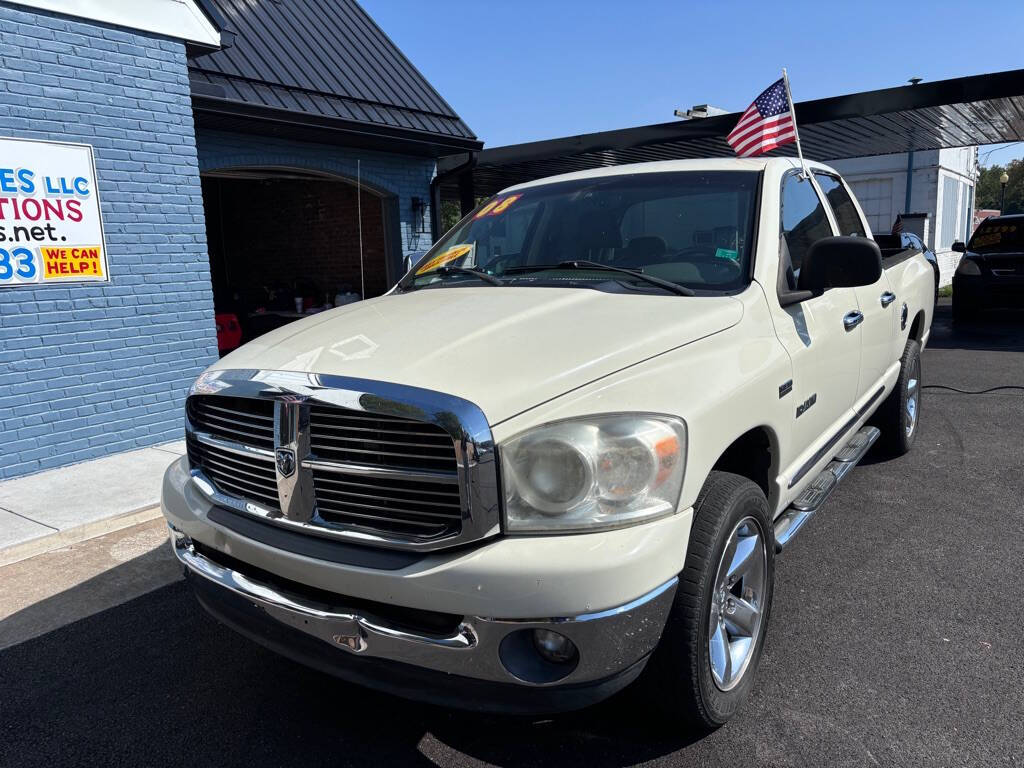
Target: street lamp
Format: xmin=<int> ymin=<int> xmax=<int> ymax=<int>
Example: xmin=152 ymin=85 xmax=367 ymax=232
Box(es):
xmin=1000 ymin=171 xmax=1010 ymax=214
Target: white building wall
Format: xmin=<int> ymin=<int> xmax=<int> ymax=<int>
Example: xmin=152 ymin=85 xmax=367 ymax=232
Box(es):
xmin=830 ymin=147 xmax=977 ymax=287
xmin=933 ymin=147 xmax=977 ymax=284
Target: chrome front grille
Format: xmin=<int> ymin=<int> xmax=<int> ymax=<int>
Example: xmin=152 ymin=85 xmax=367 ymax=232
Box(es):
xmin=312 ymin=469 xmax=462 ymax=537
xmin=187 ymin=437 xmax=279 ymax=510
xmin=307 ymin=404 xmax=462 ymax=537
xmin=308 ymin=405 xmax=458 ymax=473
xmin=182 ymin=370 xmax=499 ymax=552
xmin=187 ymin=396 xmax=275 ymax=449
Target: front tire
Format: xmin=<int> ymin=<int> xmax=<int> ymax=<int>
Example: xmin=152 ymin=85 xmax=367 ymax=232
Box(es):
xmin=874 ymin=338 xmax=922 ymax=456
xmin=644 ymin=471 xmax=775 ymax=730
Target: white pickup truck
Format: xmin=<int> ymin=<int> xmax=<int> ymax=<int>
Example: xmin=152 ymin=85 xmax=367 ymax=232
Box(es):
xmin=162 ymin=158 xmax=935 ymax=727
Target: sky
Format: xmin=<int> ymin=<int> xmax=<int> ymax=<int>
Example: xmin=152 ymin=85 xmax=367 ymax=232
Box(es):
xmin=361 ymin=0 xmax=1024 ymax=167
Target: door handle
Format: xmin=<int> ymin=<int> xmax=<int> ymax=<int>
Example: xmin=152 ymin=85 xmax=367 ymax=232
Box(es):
xmin=880 ymin=291 xmax=896 ymax=308
xmin=843 ymin=310 xmax=864 ymax=331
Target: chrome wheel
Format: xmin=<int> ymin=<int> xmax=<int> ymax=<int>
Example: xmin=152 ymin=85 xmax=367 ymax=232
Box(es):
xmin=905 ymin=355 xmax=920 ymax=438
xmin=708 ymin=516 xmax=767 ymax=691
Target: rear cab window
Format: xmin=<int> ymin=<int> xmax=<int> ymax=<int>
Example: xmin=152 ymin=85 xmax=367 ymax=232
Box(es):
xmin=814 ymin=173 xmax=868 ymax=237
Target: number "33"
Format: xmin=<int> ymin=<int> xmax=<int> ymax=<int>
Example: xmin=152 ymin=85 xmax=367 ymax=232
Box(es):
xmin=0 ymin=247 xmax=37 ymax=282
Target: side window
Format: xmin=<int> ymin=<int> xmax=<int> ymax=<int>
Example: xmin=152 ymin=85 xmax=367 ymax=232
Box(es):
xmin=814 ymin=173 xmax=868 ymax=237
xmin=780 ymin=173 xmax=833 ymax=275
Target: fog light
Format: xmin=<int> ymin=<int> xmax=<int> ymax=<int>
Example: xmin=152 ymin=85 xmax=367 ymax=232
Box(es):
xmin=532 ymin=629 xmax=577 ymax=664
xmin=499 ymin=628 xmax=580 ymax=682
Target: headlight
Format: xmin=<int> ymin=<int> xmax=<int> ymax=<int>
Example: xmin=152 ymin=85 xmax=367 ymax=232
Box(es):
xmin=955 ymin=257 xmax=981 ymax=276
xmin=501 ymin=415 xmax=686 ymax=533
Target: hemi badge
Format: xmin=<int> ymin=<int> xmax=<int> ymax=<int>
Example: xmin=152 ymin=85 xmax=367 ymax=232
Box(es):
xmin=779 ymin=380 xmax=793 ymax=398
xmin=796 ymin=393 xmax=817 ymax=418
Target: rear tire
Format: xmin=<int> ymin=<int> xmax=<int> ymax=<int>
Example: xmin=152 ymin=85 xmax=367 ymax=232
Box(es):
xmin=642 ymin=471 xmax=774 ymax=731
xmin=874 ymin=339 xmax=921 ymax=456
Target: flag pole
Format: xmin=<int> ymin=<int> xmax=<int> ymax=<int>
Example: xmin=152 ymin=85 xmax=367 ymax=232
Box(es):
xmin=781 ymin=68 xmax=809 ymax=178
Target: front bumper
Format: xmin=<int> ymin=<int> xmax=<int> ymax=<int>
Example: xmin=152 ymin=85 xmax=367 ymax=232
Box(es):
xmin=171 ymin=526 xmax=676 ymax=711
xmin=162 ymin=457 xmax=692 ymax=710
xmin=162 ymin=456 xmax=692 ymax=618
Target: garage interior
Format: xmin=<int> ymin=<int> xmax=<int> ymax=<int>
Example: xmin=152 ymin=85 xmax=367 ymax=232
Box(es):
xmin=200 ymin=168 xmax=397 ymax=348
xmin=183 ymin=0 xmax=480 ymax=355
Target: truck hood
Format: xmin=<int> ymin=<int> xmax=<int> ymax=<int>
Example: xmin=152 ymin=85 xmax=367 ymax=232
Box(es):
xmin=214 ymin=287 xmax=742 ymax=424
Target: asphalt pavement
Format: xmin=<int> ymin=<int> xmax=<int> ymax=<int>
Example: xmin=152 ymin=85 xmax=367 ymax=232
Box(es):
xmin=2 ymin=300 xmax=1022 ymax=768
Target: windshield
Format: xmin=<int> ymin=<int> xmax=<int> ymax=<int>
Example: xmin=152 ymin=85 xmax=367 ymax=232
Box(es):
xmin=968 ymin=219 xmax=1024 ymax=253
xmin=402 ymin=171 xmax=759 ymax=294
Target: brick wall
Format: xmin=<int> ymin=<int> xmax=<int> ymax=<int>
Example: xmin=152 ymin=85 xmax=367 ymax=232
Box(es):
xmin=0 ymin=3 xmax=217 ymax=479
xmin=202 ymin=176 xmax=389 ymax=305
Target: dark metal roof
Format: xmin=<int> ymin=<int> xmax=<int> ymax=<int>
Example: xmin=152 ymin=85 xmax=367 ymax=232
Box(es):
xmin=188 ymin=0 xmax=480 ymax=155
xmin=438 ymin=68 xmax=1024 ymax=198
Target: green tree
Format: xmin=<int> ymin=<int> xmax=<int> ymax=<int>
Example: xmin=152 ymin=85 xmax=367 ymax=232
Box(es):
xmin=440 ymin=197 xmax=488 ymax=234
xmin=976 ymin=160 xmax=1024 ymax=215
xmin=975 ymin=164 xmax=1005 ymax=209
xmin=441 ymin=199 xmax=462 ymax=232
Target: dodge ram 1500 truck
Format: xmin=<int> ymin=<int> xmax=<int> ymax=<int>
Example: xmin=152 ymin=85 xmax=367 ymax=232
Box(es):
xmin=163 ymin=158 xmax=935 ymax=728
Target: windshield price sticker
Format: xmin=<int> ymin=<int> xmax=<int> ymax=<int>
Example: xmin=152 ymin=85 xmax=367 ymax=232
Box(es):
xmin=972 ymin=223 xmax=1018 ymax=249
xmin=474 ymin=194 xmax=521 ymax=219
xmin=0 ymin=137 xmax=107 ymax=287
xmin=416 ymin=243 xmax=474 ymax=275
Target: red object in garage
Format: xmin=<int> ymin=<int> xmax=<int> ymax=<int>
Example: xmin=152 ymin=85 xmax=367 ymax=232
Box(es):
xmin=215 ymin=313 xmax=242 ymax=355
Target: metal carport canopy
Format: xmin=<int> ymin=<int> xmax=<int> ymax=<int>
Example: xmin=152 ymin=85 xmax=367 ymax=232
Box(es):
xmin=436 ymin=67 xmax=1024 ymax=206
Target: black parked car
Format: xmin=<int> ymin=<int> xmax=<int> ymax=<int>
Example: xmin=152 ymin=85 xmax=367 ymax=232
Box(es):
xmin=952 ymin=214 xmax=1024 ymax=321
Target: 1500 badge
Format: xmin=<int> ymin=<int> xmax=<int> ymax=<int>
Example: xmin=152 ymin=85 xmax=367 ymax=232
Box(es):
xmin=796 ymin=393 xmax=817 ymax=418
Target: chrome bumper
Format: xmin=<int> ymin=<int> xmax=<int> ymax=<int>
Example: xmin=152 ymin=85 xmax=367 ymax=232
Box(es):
xmin=170 ymin=526 xmax=677 ymax=688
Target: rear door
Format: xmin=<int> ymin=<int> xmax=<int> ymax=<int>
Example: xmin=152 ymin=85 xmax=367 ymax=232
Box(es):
xmin=814 ymin=171 xmax=894 ymax=402
xmin=771 ymin=171 xmax=861 ymax=460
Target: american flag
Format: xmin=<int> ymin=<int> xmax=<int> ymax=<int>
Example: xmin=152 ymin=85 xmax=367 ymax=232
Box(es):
xmin=726 ymin=78 xmax=796 ymax=157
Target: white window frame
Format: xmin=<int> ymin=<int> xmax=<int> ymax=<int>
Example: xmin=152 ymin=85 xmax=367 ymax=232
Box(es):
xmin=937 ymin=171 xmax=970 ymax=251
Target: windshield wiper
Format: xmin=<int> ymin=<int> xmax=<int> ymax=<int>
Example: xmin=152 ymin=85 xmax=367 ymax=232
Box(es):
xmin=505 ymin=260 xmax=694 ymax=296
xmin=428 ymin=266 xmax=504 ymax=286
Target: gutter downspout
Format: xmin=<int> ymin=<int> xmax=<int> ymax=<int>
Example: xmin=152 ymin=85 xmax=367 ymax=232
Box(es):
xmin=429 ymin=152 xmax=477 ymax=242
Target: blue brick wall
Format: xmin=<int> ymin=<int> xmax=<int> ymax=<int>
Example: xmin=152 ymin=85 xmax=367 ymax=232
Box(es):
xmin=197 ymin=130 xmax=438 ymax=257
xmin=0 ymin=3 xmax=217 ymax=479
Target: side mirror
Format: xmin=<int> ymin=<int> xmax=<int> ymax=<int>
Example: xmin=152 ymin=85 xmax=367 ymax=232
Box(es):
xmin=403 ymin=250 xmax=426 ymax=275
xmin=951 ymin=241 xmax=966 ymax=253
xmin=798 ymin=236 xmax=882 ymax=294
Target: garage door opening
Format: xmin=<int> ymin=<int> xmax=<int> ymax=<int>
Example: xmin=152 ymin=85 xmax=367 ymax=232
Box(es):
xmin=200 ymin=167 xmax=398 ymax=354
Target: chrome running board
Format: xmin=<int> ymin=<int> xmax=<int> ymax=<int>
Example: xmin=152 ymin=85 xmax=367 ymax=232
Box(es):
xmin=774 ymin=426 xmax=880 ymax=552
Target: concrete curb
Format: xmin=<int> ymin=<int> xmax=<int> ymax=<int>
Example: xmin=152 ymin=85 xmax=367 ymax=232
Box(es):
xmin=0 ymin=505 xmax=163 ymax=568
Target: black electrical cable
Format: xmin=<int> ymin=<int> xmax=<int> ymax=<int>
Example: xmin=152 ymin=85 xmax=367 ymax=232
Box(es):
xmin=923 ymin=384 xmax=1024 ymax=394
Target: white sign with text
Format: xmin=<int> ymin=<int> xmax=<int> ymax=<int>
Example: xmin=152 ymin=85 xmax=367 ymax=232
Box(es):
xmin=0 ymin=136 xmax=108 ymax=287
